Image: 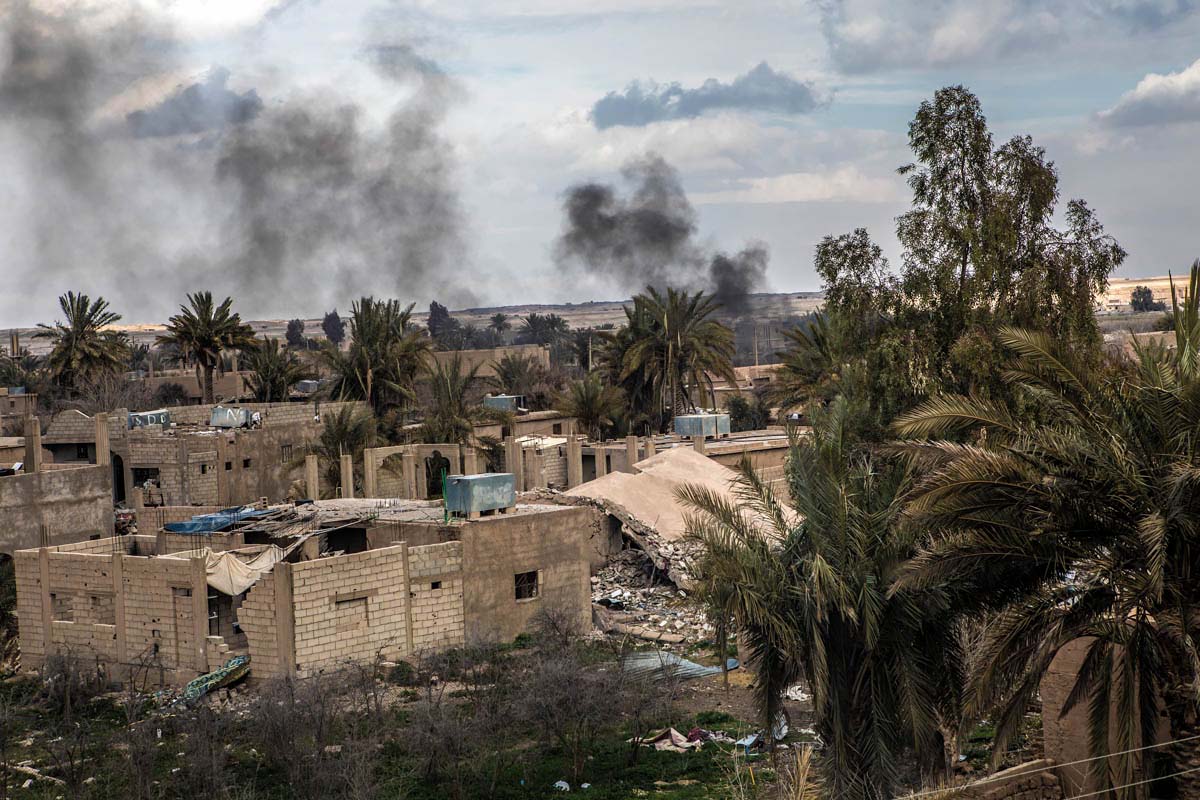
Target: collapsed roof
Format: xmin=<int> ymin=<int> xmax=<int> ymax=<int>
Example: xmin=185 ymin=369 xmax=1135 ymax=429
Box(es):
xmin=562 ymin=447 xmax=767 ymax=588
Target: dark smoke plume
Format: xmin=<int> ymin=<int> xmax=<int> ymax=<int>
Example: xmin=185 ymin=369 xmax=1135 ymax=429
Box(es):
xmin=0 ymin=1 xmax=469 ymax=323
xmin=554 ymin=154 xmax=767 ymax=315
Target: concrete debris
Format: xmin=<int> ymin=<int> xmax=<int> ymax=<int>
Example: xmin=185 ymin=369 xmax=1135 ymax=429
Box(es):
xmin=590 ymin=549 xmax=712 ymax=646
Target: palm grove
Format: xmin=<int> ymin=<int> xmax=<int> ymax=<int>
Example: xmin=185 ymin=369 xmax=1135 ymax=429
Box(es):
xmin=5 ymin=85 xmax=1196 ymax=798
xmin=685 ymin=85 xmax=1198 ymax=800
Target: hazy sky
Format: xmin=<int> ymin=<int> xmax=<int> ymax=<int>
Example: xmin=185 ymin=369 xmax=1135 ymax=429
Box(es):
xmin=3 ymin=0 xmax=1200 ymax=326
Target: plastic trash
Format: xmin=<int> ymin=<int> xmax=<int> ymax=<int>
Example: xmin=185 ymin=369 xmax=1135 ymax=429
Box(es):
xmin=554 ymin=780 xmax=570 ymax=791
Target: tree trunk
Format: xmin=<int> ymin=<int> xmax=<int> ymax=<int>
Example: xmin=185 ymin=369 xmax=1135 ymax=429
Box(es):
xmin=202 ymin=366 xmax=214 ymax=404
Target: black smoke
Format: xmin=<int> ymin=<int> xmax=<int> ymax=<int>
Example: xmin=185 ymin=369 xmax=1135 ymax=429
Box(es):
xmin=554 ymin=154 xmax=768 ymax=315
xmin=591 ymin=62 xmax=822 ymax=130
xmin=0 ymin=1 xmax=469 ymax=323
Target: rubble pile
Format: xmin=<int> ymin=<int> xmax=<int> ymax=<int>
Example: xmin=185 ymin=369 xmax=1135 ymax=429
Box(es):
xmin=591 ymin=549 xmax=712 ymax=646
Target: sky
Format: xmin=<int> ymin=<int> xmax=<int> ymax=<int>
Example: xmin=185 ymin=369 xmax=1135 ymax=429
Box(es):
xmin=2 ymin=0 xmax=1200 ymax=326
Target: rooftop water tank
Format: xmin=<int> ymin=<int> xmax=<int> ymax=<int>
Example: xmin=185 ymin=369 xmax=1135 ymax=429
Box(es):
xmin=483 ymin=394 xmax=524 ymax=413
xmin=444 ymin=473 xmax=516 ymax=517
xmin=674 ymin=413 xmax=731 ymax=439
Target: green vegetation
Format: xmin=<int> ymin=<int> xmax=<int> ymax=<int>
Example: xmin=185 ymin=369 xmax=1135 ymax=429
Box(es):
xmin=156 ymin=291 xmax=257 ymax=404
xmin=34 ymin=292 xmax=129 ymax=394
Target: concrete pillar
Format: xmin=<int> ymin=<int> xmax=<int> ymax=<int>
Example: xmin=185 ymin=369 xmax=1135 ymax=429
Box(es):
xmin=693 ymin=435 xmax=707 ymax=454
xmin=506 ymin=436 xmax=525 ymax=491
xmin=229 ymin=351 xmax=238 ymax=373
xmin=625 ymin=435 xmax=639 ymax=471
xmin=415 ymin=450 xmax=429 ymax=499
xmin=304 ymin=454 xmax=320 ymax=500
xmin=463 ymin=446 xmax=479 ymax=475
xmin=274 ymin=562 xmax=297 ymax=678
xmin=528 ymin=448 xmax=546 ymax=488
xmin=402 ymin=450 xmax=418 ymax=499
xmin=191 ymin=556 xmax=210 ymax=672
xmin=362 ymin=448 xmax=378 ymax=498
xmin=645 ymin=437 xmax=656 ymax=458
xmin=23 ymin=415 xmax=41 ymax=473
xmin=566 ymin=436 xmax=583 ymax=488
xmin=595 ymin=447 xmax=608 ymax=478
xmin=94 ymin=413 xmax=111 ymax=467
xmin=339 ymin=453 xmax=354 ymax=498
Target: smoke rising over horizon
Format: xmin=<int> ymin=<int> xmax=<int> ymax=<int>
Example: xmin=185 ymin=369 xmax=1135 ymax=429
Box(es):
xmin=0 ymin=0 xmax=470 ymax=327
xmin=554 ymin=154 xmax=768 ymax=315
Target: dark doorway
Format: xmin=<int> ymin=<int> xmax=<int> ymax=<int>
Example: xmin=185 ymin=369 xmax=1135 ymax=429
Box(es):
xmin=111 ymin=454 xmax=126 ymax=504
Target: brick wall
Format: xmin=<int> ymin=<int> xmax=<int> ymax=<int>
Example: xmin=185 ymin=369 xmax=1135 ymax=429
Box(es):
xmin=290 ymin=546 xmax=411 ymax=675
xmin=15 ymin=539 xmax=206 ymax=685
xmin=408 ymin=541 xmax=465 ymax=653
xmin=238 ymin=570 xmax=282 ymax=678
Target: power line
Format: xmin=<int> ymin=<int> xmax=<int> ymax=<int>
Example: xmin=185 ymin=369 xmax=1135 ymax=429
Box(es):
xmin=892 ymin=731 xmax=1200 ymax=800
xmin=1065 ymin=764 xmax=1200 ymax=800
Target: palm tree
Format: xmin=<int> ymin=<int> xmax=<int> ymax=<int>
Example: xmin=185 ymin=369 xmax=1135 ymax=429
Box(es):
xmin=557 ymin=374 xmax=624 ymax=441
xmin=893 ymin=316 xmax=1200 ymax=794
xmin=769 ymin=313 xmax=838 ymax=411
xmin=419 ymin=354 xmax=503 ymax=444
xmin=519 ymin=312 xmax=570 ymax=347
xmin=681 ymin=398 xmax=960 ymax=800
xmin=621 ymin=287 xmax=737 ymax=431
xmin=35 ymin=292 xmax=129 ymax=391
xmin=304 ymin=405 xmax=378 ymax=497
xmin=488 ymin=312 xmax=511 ymax=345
xmin=489 ymin=353 xmax=548 ymax=398
xmin=321 ymin=297 xmax=430 ymax=415
xmin=157 ymin=292 xmax=256 ymax=404
xmin=244 ymin=338 xmax=313 ymax=403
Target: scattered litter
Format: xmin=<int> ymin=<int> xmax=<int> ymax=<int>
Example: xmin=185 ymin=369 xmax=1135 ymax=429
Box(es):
xmin=553 ymin=780 xmax=571 ymax=791
xmin=631 ymin=728 xmax=703 ymax=752
xmin=784 ymin=684 xmax=810 ymax=702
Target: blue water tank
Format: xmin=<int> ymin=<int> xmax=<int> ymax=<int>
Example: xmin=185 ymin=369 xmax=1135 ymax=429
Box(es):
xmin=483 ymin=395 xmax=524 ymax=412
xmin=674 ymin=413 xmax=731 ymax=438
xmin=444 ymin=473 xmax=516 ymax=516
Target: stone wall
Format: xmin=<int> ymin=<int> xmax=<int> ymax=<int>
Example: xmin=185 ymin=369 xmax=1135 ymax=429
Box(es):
xmin=958 ymin=761 xmax=1062 ymax=800
xmin=407 ymin=541 xmax=465 ymax=653
xmin=0 ymin=465 xmax=113 ymax=554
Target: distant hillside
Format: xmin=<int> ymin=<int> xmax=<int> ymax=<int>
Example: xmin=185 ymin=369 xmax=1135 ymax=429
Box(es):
xmin=13 ymin=292 xmax=825 ymax=356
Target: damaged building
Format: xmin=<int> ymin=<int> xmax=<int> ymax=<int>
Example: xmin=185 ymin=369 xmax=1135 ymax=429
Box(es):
xmin=15 ymin=496 xmax=598 ymax=685
xmin=41 ymin=400 xmax=363 ymax=506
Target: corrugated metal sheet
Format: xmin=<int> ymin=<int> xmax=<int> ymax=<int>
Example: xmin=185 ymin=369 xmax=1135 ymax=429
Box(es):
xmin=621 ymin=650 xmax=739 ymax=682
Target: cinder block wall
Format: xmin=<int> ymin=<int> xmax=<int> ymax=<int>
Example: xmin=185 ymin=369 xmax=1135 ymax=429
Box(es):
xmin=15 ymin=538 xmax=205 ymax=685
xmin=408 ymin=541 xmax=465 ymax=653
xmin=290 ymin=545 xmax=413 ymax=675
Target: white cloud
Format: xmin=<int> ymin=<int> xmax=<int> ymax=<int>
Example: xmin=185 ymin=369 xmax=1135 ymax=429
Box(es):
xmin=816 ymin=0 xmax=1195 ymax=73
xmin=1098 ymin=57 xmax=1200 ymax=126
xmin=690 ymin=166 xmax=903 ymax=204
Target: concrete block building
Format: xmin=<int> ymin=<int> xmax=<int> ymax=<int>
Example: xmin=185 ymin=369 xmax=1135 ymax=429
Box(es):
xmin=15 ymin=500 xmax=598 ymax=685
xmin=41 ymin=400 xmax=363 ymax=506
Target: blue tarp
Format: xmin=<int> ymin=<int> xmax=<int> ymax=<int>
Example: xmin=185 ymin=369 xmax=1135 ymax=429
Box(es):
xmin=163 ymin=506 xmax=273 ymax=534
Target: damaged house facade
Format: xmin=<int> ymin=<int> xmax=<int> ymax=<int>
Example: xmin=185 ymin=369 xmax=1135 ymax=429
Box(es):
xmin=15 ymin=498 xmax=597 ymax=685
xmin=41 ymin=400 xmax=362 ymax=506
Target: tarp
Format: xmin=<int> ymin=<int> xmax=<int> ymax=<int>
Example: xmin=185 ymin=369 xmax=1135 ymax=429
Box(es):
xmin=164 ymin=546 xmax=285 ymax=595
xmin=204 ymin=546 xmax=285 ymax=595
xmin=164 ymin=505 xmax=273 ymax=534
xmin=620 ymin=650 xmax=740 ymax=682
